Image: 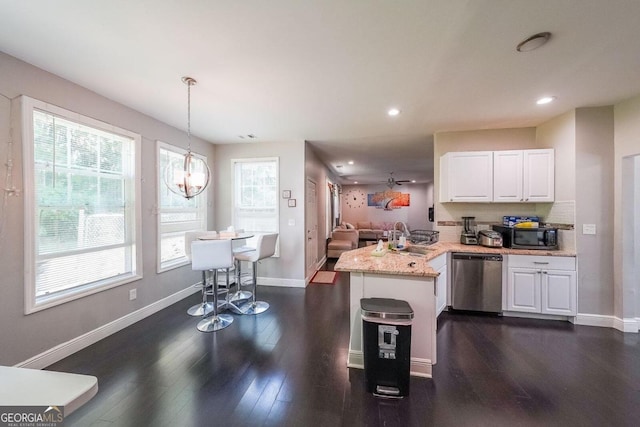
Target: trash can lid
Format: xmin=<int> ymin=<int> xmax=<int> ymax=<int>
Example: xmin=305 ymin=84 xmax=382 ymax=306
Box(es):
xmin=360 ymin=298 xmax=414 ymax=320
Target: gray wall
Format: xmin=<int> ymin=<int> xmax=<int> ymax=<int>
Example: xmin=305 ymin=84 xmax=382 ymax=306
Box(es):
xmin=613 ymin=95 xmax=640 ymax=320
xmin=213 ymin=141 xmax=306 ymax=282
xmin=0 ymin=51 xmax=215 ymax=366
xmin=305 ymin=143 xmax=340 ymax=270
xmin=575 ymin=107 xmax=615 ymax=315
xmin=340 ymin=183 xmax=432 ymax=231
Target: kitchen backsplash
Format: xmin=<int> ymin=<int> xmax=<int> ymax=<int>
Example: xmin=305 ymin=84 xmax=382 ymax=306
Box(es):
xmin=435 ymin=200 xmax=576 ymax=250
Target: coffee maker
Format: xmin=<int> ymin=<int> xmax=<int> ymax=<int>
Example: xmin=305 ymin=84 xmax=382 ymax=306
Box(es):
xmin=460 ymin=216 xmax=478 ymax=245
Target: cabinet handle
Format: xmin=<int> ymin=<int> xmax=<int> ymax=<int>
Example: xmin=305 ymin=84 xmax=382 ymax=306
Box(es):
xmin=533 ymin=262 xmax=549 ymax=265
xmin=520 ymin=198 xmax=523 ymax=202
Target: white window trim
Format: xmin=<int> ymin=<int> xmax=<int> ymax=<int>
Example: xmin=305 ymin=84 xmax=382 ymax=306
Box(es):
xmin=231 ymin=157 xmax=280 ymax=257
xmin=20 ymin=96 xmax=143 ymax=314
xmin=156 ymin=140 xmax=208 ymax=273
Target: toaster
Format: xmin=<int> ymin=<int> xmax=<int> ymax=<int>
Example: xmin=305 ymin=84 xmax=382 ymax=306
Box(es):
xmin=478 ymin=230 xmax=503 ymax=248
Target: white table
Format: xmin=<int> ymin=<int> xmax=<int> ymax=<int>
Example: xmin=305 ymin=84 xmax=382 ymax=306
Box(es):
xmin=0 ymin=366 xmax=98 ymax=416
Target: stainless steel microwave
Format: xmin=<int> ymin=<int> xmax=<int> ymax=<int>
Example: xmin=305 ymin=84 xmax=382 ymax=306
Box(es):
xmin=492 ymin=225 xmax=558 ymax=250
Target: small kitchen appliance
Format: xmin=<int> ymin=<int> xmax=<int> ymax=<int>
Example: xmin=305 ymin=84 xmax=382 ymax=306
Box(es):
xmin=492 ymin=225 xmax=558 ymax=250
xmin=460 ymin=216 xmax=478 ymax=245
xmin=478 ymin=229 xmax=503 ymax=248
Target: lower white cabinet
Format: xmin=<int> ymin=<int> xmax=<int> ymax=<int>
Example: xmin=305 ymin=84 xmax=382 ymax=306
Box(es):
xmin=430 ymin=253 xmax=448 ymax=316
xmin=506 ymin=255 xmax=576 ymax=316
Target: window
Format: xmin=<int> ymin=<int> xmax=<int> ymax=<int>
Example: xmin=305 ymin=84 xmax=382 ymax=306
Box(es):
xmin=21 ymin=96 xmax=142 ymax=313
xmin=157 ymin=141 xmax=208 ymax=271
xmin=232 ymin=157 xmax=279 ymax=255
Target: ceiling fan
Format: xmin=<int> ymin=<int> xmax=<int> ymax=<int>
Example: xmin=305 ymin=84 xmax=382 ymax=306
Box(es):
xmin=385 ymin=172 xmax=411 ymax=189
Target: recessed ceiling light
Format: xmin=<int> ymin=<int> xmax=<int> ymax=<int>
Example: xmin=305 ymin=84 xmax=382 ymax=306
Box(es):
xmin=354 ymin=181 xmax=358 ymax=184
xmin=348 ymin=161 xmax=354 ymax=165
xmin=411 ymin=180 xmax=416 ymax=183
xmin=388 ymin=108 xmax=400 ymax=117
xmin=536 ymin=96 xmax=556 ymax=105
xmin=516 ymin=32 xmax=551 ymax=52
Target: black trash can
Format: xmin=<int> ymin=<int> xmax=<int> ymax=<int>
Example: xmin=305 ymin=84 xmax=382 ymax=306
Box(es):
xmin=361 ymin=297 xmax=414 ymax=398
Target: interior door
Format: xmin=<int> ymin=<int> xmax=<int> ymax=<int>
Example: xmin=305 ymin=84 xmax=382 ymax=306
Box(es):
xmin=306 ymin=178 xmax=318 ymax=276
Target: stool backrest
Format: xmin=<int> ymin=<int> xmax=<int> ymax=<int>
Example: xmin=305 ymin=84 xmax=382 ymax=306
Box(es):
xmin=255 ymin=233 xmax=279 ymax=260
xmin=191 ymin=239 xmax=233 ymax=271
xmin=185 ymin=231 xmax=217 ymax=259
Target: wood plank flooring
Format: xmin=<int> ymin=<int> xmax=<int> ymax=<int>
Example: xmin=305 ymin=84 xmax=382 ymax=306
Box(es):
xmin=48 ymin=266 xmax=640 ymax=426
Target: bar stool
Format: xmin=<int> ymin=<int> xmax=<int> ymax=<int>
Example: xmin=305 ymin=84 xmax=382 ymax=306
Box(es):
xmin=185 ymin=231 xmax=214 ymax=316
xmin=230 ymin=229 xmax=254 ymax=302
xmin=192 ymin=239 xmax=234 ymax=332
xmin=234 ymin=233 xmax=278 ymax=315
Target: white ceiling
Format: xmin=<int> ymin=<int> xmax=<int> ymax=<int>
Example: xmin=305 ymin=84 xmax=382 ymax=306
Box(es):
xmin=1 ymin=0 xmax=640 ymax=185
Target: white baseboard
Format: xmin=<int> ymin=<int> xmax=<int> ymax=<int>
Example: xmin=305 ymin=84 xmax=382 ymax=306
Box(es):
xmin=573 ymin=313 xmax=639 ymax=333
xmin=613 ymin=317 xmax=639 ymax=333
xmin=347 ymin=350 xmax=432 ymax=378
xmin=258 ymin=276 xmax=307 ymax=288
xmin=17 ymin=285 xmax=201 ymax=369
xmin=502 ymin=311 xmax=570 ymax=322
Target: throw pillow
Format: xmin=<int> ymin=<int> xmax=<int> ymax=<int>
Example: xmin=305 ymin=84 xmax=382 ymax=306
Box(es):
xmin=344 ymin=222 xmax=355 ymax=229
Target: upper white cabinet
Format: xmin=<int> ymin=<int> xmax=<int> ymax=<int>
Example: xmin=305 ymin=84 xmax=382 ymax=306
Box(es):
xmin=439 ymin=151 xmax=493 ymax=202
xmin=493 ymin=150 xmax=524 ymax=202
xmin=523 ymin=149 xmax=554 ymax=202
xmin=441 ymin=149 xmax=554 ymax=203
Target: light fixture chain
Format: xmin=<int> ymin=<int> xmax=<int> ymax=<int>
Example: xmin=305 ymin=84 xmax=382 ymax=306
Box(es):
xmin=187 ymin=79 xmax=192 ymax=152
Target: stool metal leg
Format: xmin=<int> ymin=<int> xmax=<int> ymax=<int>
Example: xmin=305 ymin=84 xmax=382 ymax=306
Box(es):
xmin=239 ymin=261 xmax=269 ymax=315
xmin=197 ymin=270 xmax=233 ymax=332
xmin=229 ymin=259 xmax=253 ymax=302
xmin=187 ymin=271 xmax=214 ymax=316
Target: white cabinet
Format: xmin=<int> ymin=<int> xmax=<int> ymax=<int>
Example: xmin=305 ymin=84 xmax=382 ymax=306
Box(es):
xmin=493 ymin=149 xmax=554 ymax=202
xmin=441 ymin=149 xmax=554 ymax=203
xmin=440 ymin=151 xmax=493 ymax=202
xmin=506 ymin=255 xmax=576 ymax=316
xmin=430 ymin=253 xmax=448 ymax=316
xmin=523 ymin=149 xmax=554 ymax=202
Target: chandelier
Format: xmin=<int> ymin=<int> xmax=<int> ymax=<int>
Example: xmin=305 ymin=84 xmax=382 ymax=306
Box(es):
xmin=164 ymin=76 xmax=210 ymax=199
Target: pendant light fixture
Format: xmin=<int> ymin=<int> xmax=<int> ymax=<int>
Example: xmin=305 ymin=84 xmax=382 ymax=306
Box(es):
xmin=164 ymin=76 xmax=210 ymax=199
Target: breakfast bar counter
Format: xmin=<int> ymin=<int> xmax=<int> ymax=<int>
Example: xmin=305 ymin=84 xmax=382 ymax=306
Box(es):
xmin=335 ymin=242 xmax=577 ymax=379
xmin=335 ymin=244 xmax=442 ymax=378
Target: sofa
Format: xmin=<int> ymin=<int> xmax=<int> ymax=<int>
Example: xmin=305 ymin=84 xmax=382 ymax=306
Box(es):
xmin=354 ymin=221 xmax=387 ymax=241
xmin=327 ymin=228 xmax=359 ymax=258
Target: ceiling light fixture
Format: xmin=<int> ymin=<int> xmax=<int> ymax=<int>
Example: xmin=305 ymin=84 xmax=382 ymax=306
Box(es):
xmin=536 ymin=96 xmax=556 ymax=105
xmin=354 ymin=181 xmax=358 ymax=184
xmin=388 ymin=108 xmax=400 ymax=117
xmin=516 ymin=32 xmax=552 ymax=52
xmin=164 ymin=77 xmax=211 ymax=199
xmin=348 ymin=161 xmax=354 ymax=165
xmin=411 ymin=180 xmax=416 ymax=183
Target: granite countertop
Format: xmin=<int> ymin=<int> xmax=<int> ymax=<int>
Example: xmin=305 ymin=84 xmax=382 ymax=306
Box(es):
xmin=334 ymin=241 xmax=576 ymax=277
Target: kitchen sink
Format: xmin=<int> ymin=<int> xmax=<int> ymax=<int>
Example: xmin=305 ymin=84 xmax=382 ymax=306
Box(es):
xmin=390 ymin=245 xmax=435 ymax=257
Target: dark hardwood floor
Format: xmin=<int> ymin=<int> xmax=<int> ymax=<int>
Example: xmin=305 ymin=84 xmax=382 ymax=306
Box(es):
xmin=48 ymin=264 xmax=640 ymax=426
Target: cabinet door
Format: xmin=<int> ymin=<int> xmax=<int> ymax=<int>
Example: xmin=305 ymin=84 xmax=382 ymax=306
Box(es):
xmin=436 ymin=263 xmax=447 ymax=316
xmin=542 ymin=270 xmax=576 ymax=315
xmin=523 ymin=149 xmax=554 ymax=202
xmin=441 ymin=151 xmax=493 ymax=202
xmin=493 ymin=150 xmax=523 ymax=202
xmin=507 ymin=268 xmax=541 ymax=312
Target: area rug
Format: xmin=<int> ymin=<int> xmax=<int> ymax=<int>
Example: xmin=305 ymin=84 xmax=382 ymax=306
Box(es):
xmin=311 ymin=270 xmax=337 ymax=284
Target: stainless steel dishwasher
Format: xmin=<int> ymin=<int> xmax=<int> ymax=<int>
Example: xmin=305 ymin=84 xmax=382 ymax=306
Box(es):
xmin=451 ymin=253 xmax=503 ymax=313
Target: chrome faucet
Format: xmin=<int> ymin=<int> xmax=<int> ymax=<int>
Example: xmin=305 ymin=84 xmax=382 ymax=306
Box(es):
xmin=390 ymin=221 xmax=410 ymax=247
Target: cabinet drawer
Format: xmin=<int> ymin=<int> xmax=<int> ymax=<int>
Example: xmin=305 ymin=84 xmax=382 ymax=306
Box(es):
xmin=508 ymin=255 xmax=575 ymax=270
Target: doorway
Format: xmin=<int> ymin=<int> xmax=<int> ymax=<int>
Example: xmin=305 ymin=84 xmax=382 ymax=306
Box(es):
xmin=306 ymin=178 xmax=318 ymax=277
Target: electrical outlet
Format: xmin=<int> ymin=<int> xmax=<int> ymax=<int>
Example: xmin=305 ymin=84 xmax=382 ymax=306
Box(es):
xmin=129 ymin=288 xmax=137 ymax=300
xmin=582 ymin=224 xmax=597 ymax=235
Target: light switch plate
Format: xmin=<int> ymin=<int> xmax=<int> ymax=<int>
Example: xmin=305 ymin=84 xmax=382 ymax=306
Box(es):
xmin=129 ymin=289 xmax=137 ymax=300
xmin=583 ymin=224 xmax=596 ymax=235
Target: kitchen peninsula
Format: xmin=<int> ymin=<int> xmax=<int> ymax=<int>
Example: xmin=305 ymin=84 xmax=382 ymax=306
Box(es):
xmin=335 ymin=244 xmax=441 ymax=378
xmin=335 ymin=242 xmax=577 ymax=378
